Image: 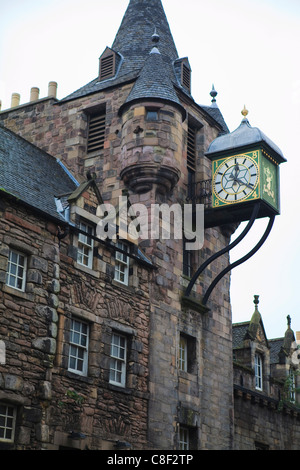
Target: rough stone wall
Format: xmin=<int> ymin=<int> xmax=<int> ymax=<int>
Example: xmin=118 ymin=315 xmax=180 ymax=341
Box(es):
xmin=0 ymin=195 xmax=151 ymax=450
xmin=0 ymin=83 xmax=236 ymax=450
xmin=234 ymin=393 xmax=300 ymax=450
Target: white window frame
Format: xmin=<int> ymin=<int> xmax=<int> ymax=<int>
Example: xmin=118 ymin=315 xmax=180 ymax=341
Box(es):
xmin=77 ymin=221 xmax=94 ymax=269
xmin=255 ymin=353 xmax=263 ymax=390
xmin=114 ymin=241 xmax=129 ymax=286
xmin=68 ymin=318 xmax=89 ymax=376
xmin=6 ymin=249 xmax=27 ymax=292
xmin=0 ymin=403 xmax=17 ymax=443
xmin=289 ymin=369 xmax=296 ymax=403
xmin=179 ymin=426 xmax=190 ymax=450
xmin=179 ymin=335 xmax=188 ymax=372
xmin=109 ymin=333 xmax=127 ymax=387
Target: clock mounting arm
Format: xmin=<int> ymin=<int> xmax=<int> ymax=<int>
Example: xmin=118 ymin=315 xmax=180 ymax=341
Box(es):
xmin=184 ymin=202 xmax=275 ymax=306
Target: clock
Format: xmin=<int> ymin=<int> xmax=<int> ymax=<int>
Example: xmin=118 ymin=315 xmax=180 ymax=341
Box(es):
xmin=204 ymin=110 xmax=286 ymax=226
xmin=213 ymin=154 xmax=259 ymax=204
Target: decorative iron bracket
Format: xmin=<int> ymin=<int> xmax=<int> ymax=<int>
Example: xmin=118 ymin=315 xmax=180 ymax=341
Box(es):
xmin=185 ymin=202 xmax=275 ymax=306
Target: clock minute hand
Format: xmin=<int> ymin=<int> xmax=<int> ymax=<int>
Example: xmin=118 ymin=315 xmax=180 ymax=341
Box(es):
xmin=235 ymin=178 xmax=254 ymax=190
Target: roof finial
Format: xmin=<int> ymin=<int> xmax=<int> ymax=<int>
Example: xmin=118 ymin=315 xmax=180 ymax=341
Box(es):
xmin=254 ymin=295 xmax=259 ymax=308
xmin=152 ymin=27 xmax=160 ymax=44
xmin=241 ymin=105 xmax=249 ymax=120
xmin=287 ymin=315 xmax=292 ymax=328
xmin=210 ymin=84 xmax=217 ymax=103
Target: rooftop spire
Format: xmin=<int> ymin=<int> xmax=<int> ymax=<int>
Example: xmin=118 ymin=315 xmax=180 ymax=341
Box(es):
xmin=112 ymin=0 xmax=178 ymax=69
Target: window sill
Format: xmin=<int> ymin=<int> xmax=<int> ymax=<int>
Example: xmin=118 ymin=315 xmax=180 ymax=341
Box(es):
xmin=178 ymin=369 xmax=197 ymax=379
xmin=112 ymin=279 xmax=134 ymax=292
xmin=2 ymin=284 xmax=34 ymax=301
xmin=74 ymin=262 xmax=100 ymax=278
xmin=108 ymin=383 xmax=132 ymax=395
xmin=64 ymin=370 xmax=93 ymax=384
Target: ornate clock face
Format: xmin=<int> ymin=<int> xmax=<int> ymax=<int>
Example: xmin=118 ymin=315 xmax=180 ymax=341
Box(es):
xmin=213 ymin=155 xmax=259 ymax=204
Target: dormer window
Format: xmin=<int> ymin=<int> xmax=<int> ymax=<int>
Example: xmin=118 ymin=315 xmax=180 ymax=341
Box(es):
xmin=181 ymin=61 xmax=191 ymax=92
xmin=99 ymin=47 xmax=121 ymax=81
xmin=174 ymin=58 xmax=191 ymax=93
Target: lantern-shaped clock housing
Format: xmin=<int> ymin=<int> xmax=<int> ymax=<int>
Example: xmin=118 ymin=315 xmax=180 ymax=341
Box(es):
xmin=205 ymin=112 xmax=286 ymax=226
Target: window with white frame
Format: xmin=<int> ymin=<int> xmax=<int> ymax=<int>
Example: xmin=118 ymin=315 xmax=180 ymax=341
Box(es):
xmin=179 ymin=426 xmax=189 ymax=450
xmin=0 ymin=403 xmax=17 ymax=443
xmin=6 ymin=249 xmax=27 ymax=291
xmin=109 ymin=332 xmax=127 ymax=387
xmin=178 ymin=333 xmax=196 ymax=374
xmin=289 ymin=369 xmax=296 ymax=403
xmin=68 ymin=318 xmax=89 ymax=376
xmin=77 ymin=221 xmax=94 ymax=268
xmin=255 ymin=353 xmax=263 ymax=390
xmin=179 ymin=335 xmax=188 ymax=372
xmin=114 ymin=241 xmax=129 ymax=285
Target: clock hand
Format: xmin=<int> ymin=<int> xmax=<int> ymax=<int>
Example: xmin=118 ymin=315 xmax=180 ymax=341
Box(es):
xmin=235 ymin=178 xmax=254 ymax=190
xmin=230 ymin=163 xmax=240 ymax=180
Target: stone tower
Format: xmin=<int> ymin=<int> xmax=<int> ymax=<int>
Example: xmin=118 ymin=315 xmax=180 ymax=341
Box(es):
xmin=0 ymin=0 xmax=236 ymax=449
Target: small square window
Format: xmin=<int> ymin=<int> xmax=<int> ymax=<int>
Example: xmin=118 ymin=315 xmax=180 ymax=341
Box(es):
xmin=114 ymin=242 xmax=129 ymax=285
xmin=0 ymin=404 xmax=17 ymax=443
xmin=77 ymin=221 xmax=94 ymax=269
xmin=68 ymin=318 xmax=89 ymax=376
xmin=146 ymin=109 xmax=159 ymax=121
xmin=109 ymin=333 xmax=127 ymax=387
xmin=6 ymin=249 xmax=27 ymax=291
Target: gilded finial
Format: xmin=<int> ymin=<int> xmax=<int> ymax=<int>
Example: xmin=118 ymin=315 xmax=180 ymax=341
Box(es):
xmin=241 ymin=105 xmax=249 ymax=119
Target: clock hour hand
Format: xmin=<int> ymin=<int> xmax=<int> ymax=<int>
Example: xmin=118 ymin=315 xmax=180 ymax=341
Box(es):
xmin=230 ymin=163 xmax=240 ymax=180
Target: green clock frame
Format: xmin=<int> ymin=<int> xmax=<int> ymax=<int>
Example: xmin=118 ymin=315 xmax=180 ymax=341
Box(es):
xmin=211 ymin=149 xmax=279 ymax=213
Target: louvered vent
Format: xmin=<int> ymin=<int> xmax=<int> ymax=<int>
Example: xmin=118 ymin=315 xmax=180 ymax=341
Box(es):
xmin=187 ymin=125 xmax=196 ymax=171
xmin=87 ymin=112 xmax=106 ymax=153
xmin=100 ymin=54 xmax=115 ymax=81
xmin=182 ymin=63 xmax=191 ymax=92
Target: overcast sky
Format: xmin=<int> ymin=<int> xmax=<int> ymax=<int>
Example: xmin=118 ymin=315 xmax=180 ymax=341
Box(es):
xmin=1 ymin=0 xmax=299 ymax=339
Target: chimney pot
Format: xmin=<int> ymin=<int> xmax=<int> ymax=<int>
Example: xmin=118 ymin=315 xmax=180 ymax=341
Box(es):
xmin=30 ymin=87 xmax=40 ymax=102
xmin=48 ymin=81 xmax=57 ymax=98
xmin=11 ymin=93 xmax=20 ymax=108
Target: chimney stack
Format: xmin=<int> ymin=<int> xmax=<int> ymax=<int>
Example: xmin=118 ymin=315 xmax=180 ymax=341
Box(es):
xmin=48 ymin=81 xmax=57 ymax=98
xmin=11 ymin=93 xmax=20 ymax=108
xmin=30 ymin=87 xmax=40 ymax=102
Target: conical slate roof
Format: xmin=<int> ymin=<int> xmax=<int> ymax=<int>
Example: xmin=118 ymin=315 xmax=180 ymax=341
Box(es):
xmin=60 ymin=0 xmax=229 ymax=133
xmin=62 ymin=0 xmax=178 ymax=102
xmin=112 ymin=0 xmax=178 ymax=76
xmin=120 ymin=45 xmax=185 ymax=117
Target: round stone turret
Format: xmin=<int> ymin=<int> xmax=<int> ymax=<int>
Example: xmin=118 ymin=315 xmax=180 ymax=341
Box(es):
xmin=118 ymin=42 xmax=185 ymax=194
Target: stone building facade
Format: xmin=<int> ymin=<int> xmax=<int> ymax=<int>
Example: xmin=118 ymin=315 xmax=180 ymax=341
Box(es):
xmin=0 ymin=0 xmax=299 ymax=450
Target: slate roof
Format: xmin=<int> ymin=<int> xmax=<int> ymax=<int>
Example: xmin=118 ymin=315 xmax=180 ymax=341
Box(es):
xmin=269 ymin=338 xmax=284 ymax=365
xmin=0 ymin=125 xmax=78 ymax=222
xmin=61 ymin=0 xmax=229 ymax=133
xmin=206 ymin=117 xmax=286 ymax=161
xmin=120 ymin=46 xmax=185 ymax=117
xmin=232 ymin=322 xmax=250 ymax=349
